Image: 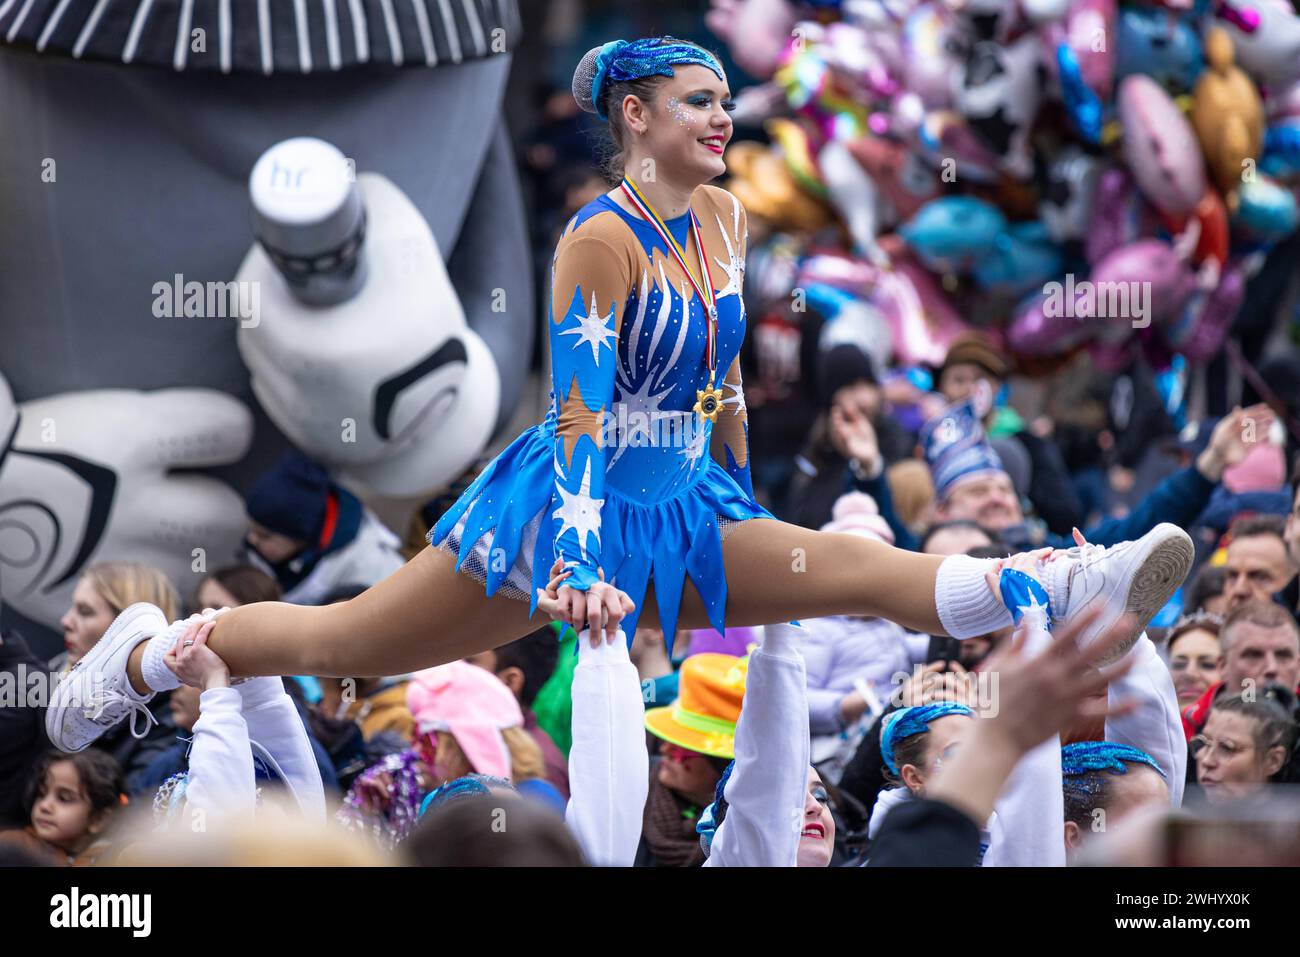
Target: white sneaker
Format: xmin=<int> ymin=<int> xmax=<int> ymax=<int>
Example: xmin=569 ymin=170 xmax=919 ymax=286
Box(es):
xmin=1043 ymin=523 xmax=1194 ymax=663
xmin=45 ymin=602 xmax=170 ymax=752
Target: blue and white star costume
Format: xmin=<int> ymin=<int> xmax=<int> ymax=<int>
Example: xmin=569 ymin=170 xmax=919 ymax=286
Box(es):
xmin=429 ymin=185 xmax=773 ymax=646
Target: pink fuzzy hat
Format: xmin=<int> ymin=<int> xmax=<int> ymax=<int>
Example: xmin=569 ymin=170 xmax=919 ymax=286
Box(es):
xmin=406 ymin=661 xmax=524 ymax=780
xmin=820 ymin=491 xmax=894 ymax=544
xmin=1223 ymin=440 xmax=1286 ymax=494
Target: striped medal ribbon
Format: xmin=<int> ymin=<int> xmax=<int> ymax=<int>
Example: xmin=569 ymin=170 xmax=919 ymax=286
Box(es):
xmin=619 ymin=177 xmax=725 ymax=422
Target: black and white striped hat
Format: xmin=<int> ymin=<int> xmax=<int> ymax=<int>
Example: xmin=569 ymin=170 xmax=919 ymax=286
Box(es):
xmin=0 ymin=0 xmax=521 ymax=74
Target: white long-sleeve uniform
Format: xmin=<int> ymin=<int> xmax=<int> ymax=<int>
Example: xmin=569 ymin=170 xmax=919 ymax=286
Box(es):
xmin=564 ymin=635 xmax=649 ymax=867
xmin=178 ymin=677 xmax=326 ymax=825
xmin=564 ymin=623 xmax=812 ymax=867
xmin=705 ymin=622 xmax=811 ymax=868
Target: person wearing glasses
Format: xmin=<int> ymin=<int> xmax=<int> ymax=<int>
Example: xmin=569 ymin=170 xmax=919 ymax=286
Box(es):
xmin=1182 ymin=600 xmax=1300 ymax=789
xmin=1192 ymin=691 xmax=1299 ymax=804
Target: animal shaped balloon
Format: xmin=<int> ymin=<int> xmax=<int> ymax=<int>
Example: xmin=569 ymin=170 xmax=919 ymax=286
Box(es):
xmin=1191 ymin=27 xmax=1265 ymax=196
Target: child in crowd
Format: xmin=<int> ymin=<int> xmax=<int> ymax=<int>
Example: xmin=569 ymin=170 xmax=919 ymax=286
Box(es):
xmin=0 ymin=749 xmax=124 ymax=866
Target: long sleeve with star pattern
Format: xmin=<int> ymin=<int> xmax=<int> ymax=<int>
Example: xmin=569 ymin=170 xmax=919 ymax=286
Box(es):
xmin=709 ymin=355 xmax=755 ymax=500
xmin=548 ymin=235 xmax=631 ymax=593
xmin=708 ymin=201 xmax=752 ymax=501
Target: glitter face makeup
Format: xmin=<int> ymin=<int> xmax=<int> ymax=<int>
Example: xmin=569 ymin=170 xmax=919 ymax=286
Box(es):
xmin=666 ymin=96 xmax=694 ymax=127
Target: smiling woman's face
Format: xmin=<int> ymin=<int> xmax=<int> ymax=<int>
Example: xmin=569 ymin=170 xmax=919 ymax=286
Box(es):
xmin=797 ymin=767 xmax=836 ymax=867
xmin=625 ymin=64 xmax=734 ymax=186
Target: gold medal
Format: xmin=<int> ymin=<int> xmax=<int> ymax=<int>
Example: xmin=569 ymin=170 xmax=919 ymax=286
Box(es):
xmin=694 ymin=376 xmax=725 ymax=423
xmin=621 ymin=178 xmax=726 ymax=426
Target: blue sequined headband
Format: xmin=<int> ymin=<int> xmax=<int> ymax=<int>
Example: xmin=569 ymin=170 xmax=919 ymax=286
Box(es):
xmin=418 ymin=773 xmax=515 ymax=818
xmin=881 ymin=702 xmax=974 ymax=776
xmin=588 ymin=38 xmax=725 ymax=121
xmin=1061 ymin=741 xmax=1166 ymax=779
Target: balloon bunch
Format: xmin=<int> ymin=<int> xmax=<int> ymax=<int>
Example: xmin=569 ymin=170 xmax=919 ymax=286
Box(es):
xmin=714 ymin=0 xmax=1300 ymax=375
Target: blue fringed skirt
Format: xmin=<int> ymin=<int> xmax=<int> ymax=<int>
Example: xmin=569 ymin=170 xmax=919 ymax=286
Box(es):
xmin=427 ymin=422 xmax=774 ymax=645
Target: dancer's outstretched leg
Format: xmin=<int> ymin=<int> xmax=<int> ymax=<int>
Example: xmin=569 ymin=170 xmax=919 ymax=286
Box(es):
xmin=688 ymin=518 xmax=1193 ymax=654
xmin=47 ymin=547 xmax=545 ymax=752
xmin=154 ymin=546 xmax=542 ymax=683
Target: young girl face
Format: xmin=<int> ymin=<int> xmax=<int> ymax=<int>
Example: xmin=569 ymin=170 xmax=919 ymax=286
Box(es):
xmin=31 ymin=760 xmax=103 ymax=853
xmin=636 ymin=64 xmax=734 ymax=186
xmin=59 ymin=577 xmax=116 ymax=665
xmin=902 ymin=715 xmax=973 ymax=795
xmin=1168 ymin=628 xmax=1222 ymax=707
xmin=1196 ymin=710 xmax=1282 ymax=804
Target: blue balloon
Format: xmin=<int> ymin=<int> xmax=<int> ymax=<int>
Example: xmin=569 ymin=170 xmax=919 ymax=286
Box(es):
xmin=1262 ymin=123 xmax=1300 ymax=180
xmin=973 ymin=222 xmax=1065 ymax=296
xmin=1057 ymin=44 xmax=1102 ymax=145
xmin=900 ymin=197 xmax=1007 ymax=274
xmin=1115 ymin=8 xmax=1204 ymax=93
xmin=1235 ymin=177 xmax=1299 ymax=239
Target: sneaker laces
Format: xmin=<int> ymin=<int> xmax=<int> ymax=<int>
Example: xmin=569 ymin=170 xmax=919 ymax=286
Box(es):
xmin=1038 ymin=541 xmax=1107 ymax=618
xmin=1050 ymin=541 xmax=1106 ymax=569
xmin=84 ymin=687 xmax=159 ymax=739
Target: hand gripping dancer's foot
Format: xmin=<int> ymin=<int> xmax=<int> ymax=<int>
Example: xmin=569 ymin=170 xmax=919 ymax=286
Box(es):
xmin=44 ymin=38 xmax=1195 ymax=753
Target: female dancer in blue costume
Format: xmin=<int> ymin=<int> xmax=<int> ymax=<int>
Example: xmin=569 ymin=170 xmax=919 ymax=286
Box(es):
xmin=48 ymin=38 xmax=1193 ymax=753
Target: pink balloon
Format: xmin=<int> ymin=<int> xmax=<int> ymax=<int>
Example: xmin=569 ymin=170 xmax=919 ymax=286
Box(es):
xmin=847 ymin=135 xmax=942 ymax=223
xmin=1118 ymin=74 xmax=1207 ymax=218
xmin=1085 ymin=168 xmax=1164 ymax=266
xmin=1164 ymin=264 xmax=1246 ymax=361
xmin=871 ymin=247 xmax=972 ymax=367
xmin=1007 ymin=239 xmax=1198 ymax=359
xmin=1089 ymin=238 xmax=1198 ymax=328
xmin=1067 ymin=0 xmax=1117 ymax=101
xmin=1006 ymin=291 xmax=1097 ymax=358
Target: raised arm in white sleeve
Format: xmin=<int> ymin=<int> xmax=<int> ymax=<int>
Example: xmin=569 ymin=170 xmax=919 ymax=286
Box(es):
xmin=1104 ymin=633 xmax=1186 ymax=807
xmin=234 ymin=676 xmax=327 ymax=821
xmin=982 ymin=610 xmax=1066 ymax=867
xmin=184 ymin=687 xmax=257 ymax=824
xmin=564 ymin=630 xmax=648 ymax=866
xmin=706 ymin=622 xmax=811 ymax=868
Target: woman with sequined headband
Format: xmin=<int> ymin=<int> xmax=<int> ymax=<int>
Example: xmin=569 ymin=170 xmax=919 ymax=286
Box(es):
xmin=50 ymin=38 xmax=1193 ymax=764
xmin=1061 ymin=741 xmax=1168 ymax=862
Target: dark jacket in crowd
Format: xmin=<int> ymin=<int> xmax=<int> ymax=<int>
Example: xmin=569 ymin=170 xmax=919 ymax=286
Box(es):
xmin=100 ymin=693 xmax=181 ymax=796
xmin=0 ymin=630 xmax=50 ymax=828
xmin=867 ymin=798 xmax=982 ymax=866
xmin=1011 ymin=429 xmax=1084 ymax=536
xmin=785 ymin=415 xmax=913 ymax=533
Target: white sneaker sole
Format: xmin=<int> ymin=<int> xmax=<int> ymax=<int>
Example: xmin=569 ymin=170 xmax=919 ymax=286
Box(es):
xmin=1076 ymin=524 xmax=1194 ymax=664
xmin=46 ymin=601 xmax=165 ymax=753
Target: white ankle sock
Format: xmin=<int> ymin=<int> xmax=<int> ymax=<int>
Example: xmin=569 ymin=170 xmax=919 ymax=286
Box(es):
xmin=140 ymin=632 xmax=181 ymax=693
xmin=935 ymin=555 xmax=1013 ymax=638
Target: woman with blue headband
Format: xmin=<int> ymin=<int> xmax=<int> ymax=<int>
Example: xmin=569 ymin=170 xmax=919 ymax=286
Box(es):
xmin=1061 ymin=741 xmax=1169 ymax=862
xmin=49 ymin=37 xmax=1194 ymax=765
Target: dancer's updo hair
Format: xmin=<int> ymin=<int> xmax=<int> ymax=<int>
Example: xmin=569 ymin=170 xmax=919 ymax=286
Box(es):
xmin=572 ymin=37 xmax=724 ymax=182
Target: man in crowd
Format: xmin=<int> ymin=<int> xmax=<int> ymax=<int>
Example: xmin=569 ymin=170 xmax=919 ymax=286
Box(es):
xmin=1181 ymin=599 xmax=1300 ymax=785
xmin=1223 ymin=515 xmax=1297 ymax=611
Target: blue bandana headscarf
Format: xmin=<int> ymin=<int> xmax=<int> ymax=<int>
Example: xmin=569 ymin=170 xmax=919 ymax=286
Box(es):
xmin=586 ymin=37 xmax=725 ymax=121
xmin=881 ymin=702 xmax=974 ymax=776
